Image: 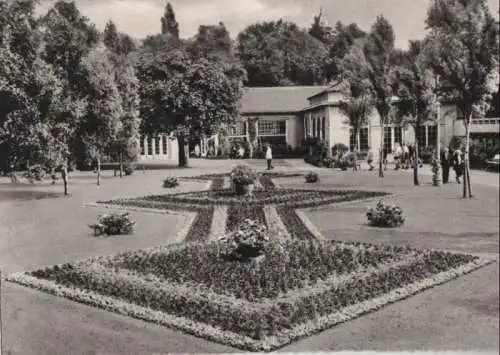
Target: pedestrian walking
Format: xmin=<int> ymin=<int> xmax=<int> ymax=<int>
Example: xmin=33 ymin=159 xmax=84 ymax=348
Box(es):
xmin=452 ymin=147 xmax=463 ymax=183
xmin=367 ymin=147 xmax=374 ymax=171
xmin=194 ymin=144 xmax=200 ymax=158
xmin=265 ymin=143 xmax=274 ymax=170
xmin=402 ymin=144 xmax=409 ymax=169
xmin=440 ymin=147 xmax=451 ymax=183
xmin=394 ymin=143 xmax=403 ymax=170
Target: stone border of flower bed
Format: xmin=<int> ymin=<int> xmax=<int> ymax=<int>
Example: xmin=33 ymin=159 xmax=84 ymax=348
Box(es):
xmin=6 ymin=257 xmax=494 ymax=352
xmin=84 ymin=202 xmax=191 ymax=217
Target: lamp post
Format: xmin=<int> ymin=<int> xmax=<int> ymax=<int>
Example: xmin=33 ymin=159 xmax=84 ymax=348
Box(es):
xmin=432 ymin=75 xmax=442 ymax=187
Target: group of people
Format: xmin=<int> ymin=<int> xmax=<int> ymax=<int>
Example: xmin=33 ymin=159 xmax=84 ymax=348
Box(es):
xmin=364 ymin=143 xmax=465 ymax=184
xmin=441 ymin=147 xmax=464 ymax=184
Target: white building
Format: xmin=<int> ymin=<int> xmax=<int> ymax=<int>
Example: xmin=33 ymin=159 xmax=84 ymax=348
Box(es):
xmin=137 ymin=84 xmax=499 ymax=162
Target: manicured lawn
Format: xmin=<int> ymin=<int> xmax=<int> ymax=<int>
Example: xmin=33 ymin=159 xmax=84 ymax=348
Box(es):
xmin=5 ymin=170 xmax=496 ymax=352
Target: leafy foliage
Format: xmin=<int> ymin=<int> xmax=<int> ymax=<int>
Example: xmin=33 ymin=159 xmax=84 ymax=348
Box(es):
xmin=366 ymin=200 xmax=405 ymax=227
xmin=89 ymin=212 xmax=136 ymax=236
xmin=163 ymin=176 xmax=179 ymax=188
xmin=424 ymin=0 xmax=499 ymax=197
xmin=305 ymin=171 xmax=319 ymax=183
xmin=219 ymin=218 xmax=269 ymax=260
xmin=231 ymin=164 xmax=256 ymax=185
xmin=161 ymin=2 xmax=180 ymax=38
xmin=237 ymin=20 xmax=329 ymax=86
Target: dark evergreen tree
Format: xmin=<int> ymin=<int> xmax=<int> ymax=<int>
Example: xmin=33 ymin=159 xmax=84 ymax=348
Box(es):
xmin=161 ymin=2 xmax=179 ymax=39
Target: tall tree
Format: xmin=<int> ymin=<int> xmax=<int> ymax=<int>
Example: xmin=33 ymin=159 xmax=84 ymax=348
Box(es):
xmin=352 ymin=16 xmax=396 ymax=178
xmin=338 ymin=79 xmax=374 ymax=172
xmin=135 ymin=43 xmax=243 ymax=167
xmin=391 ymin=40 xmax=439 ymax=186
xmin=39 ymin=0 xmax=100 ymax=169
xmin=327 ymin=21 xmax=366 ymax=81
xmin=0 ymin=0 xmax=83 ymax=194
xmin=237 ymin=20 xmax=328 ymax=86
xmin=79 ymin=46 xmax=123 ymax=185
xmin=161 ymin=2 xmax=179 ymax=38
xmin=425 ymin=0 xmax=499 ymax=198
xmin=103 ymin=20 xmax=119 ymax=53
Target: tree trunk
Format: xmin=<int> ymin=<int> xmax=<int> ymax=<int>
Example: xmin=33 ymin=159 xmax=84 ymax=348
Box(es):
xmin=119 ymin=151 xmax=123 ymax=178
xmin=414 ymin=138 xmax=420 ymax=186
xmin=62 ymin=165 xmax=68 ymax=196
xmin=178 ymin=134 xmax=189 ymax=167
xmin=463 ymin=117 xmax=473 ymax=198
xmin=353 ymin=128 xmax=359 ymax=172
xmin=97 ymin=157 xmax=101 ymax=186
xmin=379 ymin=124 xmax=385 ymax=178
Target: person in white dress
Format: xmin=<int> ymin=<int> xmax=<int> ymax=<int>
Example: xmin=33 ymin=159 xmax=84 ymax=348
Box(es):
xmin=265 ymin=144 xmax=273 ymax=170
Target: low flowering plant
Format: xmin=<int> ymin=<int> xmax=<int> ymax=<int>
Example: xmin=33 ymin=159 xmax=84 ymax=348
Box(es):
xmin=89 ymin=212 xmax=136 ymax=236
xmin=231 ymin=164 xmax=256 ymax=186
xmin=305 ymin=171 xmax=319 ymax=183
xmin=366 ymin=200 xmax=405 ymax=228
xmin=163 ymin=176 xmax=179 ymax=188
xmin=219 ymin=218 xmax=269 ymax=260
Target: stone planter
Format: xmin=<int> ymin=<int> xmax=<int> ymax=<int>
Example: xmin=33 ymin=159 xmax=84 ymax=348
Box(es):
xmin=233 ymin=182 xmax=255 ymax=196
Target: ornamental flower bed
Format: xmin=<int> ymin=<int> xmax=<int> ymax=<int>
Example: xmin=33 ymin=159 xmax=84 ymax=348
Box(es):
xmin=366 ymin=200 xmax=405 ymax=228
xmin=8 ymin=240 xmax=492 ymax=351
xmin=7 ymin=171 xmax=494 ymax=351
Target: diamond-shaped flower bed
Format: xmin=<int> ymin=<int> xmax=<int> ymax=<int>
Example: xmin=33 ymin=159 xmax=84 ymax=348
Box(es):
xmin=6 ymin=171 xmax=495 ymax=351
xmin=8 ymin=240 xmax=492 ymax=351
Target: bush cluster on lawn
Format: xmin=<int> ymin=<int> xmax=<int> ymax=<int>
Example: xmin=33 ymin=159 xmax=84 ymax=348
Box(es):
xmin=163 ymin=176 xmax=179 ymax=188
xmin=89 ymin=212 xmax=136 ymax=236
xmin=305 ymin=171 xmax=319 ymax=183
xmin=124 ymin=164 xmax=135 ymax=176
xmin=367 ymin=200 xmax=405 ymax=228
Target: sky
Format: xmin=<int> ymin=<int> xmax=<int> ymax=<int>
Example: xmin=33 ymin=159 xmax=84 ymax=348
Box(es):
xmin=37 ymin=0 xmax=500 ymax=49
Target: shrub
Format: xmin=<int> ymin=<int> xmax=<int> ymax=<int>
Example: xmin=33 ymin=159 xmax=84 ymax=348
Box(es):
xmin=305 ymin=171 xmax=319 ymax=183
xmin=366 ymin=200 xmax=405 ymax=228
xmin=218 ymin=219 xmax=269 ymax=260
xmin=124 ymin=164 xmax=135 ymax=176
xmin=163 ymin=176 xmax=179 ymax=188
xmin=23 ymin=164 xmax=46 ymax=182
xmin=231 ymin=164 xmax=256 ymax=185
xmin=89 ymin=212 xmax=136 ymax=237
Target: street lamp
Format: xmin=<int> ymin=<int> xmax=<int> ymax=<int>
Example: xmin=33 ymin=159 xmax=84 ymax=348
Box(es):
xmin=432 ymin=75 xmax=442 ymax=186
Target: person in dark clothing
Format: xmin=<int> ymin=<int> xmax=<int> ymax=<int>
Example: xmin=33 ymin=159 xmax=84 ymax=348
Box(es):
xmin=440 ymin=147 xmax=451 ymax=183
xmin=383 ymin=148 xmax=388 ymax=170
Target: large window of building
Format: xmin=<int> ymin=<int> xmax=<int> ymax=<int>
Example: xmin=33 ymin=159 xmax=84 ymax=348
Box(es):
xmin=229 ymin=122 xmax=246 ymax=136
xmin=427 ymin=125 xmax=437 ymax=148
xmin=321 ymin=117 xmax=326 ymax=139
xmin=140 ymin=135 xmax=145 ymax=155
xmin=155 ymin=136 xmax=161 ymax=155
xmin=383 ymin=127 xmax=392 ymax=154
xmin=147 ymin=136 xmax=153 ymax=155
xmin=394 ymin=126 xmax=403 ymax=145
xmin=258 ymin=120 xmax=286 ymax=136
xmin=258 ymin=119 xmax=287 ymax=146
xmin=418 ymin=126 xmax=426 ymax=147
xmin=349 ymin=127 xmax=369 ymax=151
xmin=162 ymin=135 xmax=168 ymax=155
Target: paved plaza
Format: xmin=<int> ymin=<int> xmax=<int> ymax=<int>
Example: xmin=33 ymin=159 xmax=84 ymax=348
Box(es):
xmin=0 ymin=159 xmax=498 ymax=354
